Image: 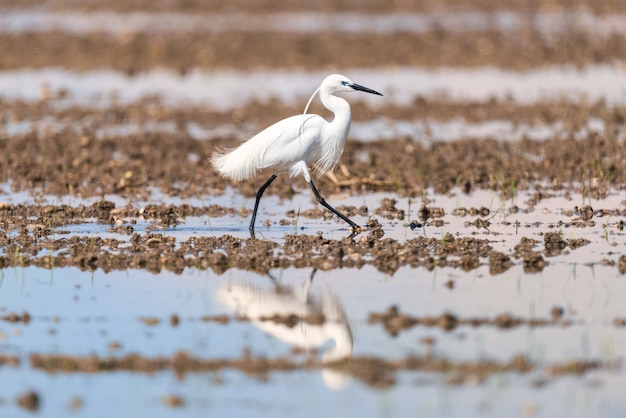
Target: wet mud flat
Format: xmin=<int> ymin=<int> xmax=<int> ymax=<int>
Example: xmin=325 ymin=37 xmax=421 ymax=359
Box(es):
xmin=2 ymin=110 xmax=626 ymax=199
xmin=1 ymin=147 xmax=626 ymax=416
xmin=2 ymin=1 xmax=626 ymax=417
xmin=0 ymin=191 xmax=624 ymax=276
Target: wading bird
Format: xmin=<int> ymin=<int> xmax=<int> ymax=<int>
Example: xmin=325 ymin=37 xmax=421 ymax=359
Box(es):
xmin=211 ymin=74 xmax=383 ymax=235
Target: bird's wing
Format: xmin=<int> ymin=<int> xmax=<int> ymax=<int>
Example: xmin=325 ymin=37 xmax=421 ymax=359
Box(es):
xmin=212 ymin=114 xmax=326 ymax=181
xmin=256 ymin=114 xmax=326 ymax=169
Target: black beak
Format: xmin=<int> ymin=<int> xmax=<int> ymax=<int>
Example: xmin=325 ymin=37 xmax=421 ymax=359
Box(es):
xmin=350 ymin=83 xmax=383 ymax=96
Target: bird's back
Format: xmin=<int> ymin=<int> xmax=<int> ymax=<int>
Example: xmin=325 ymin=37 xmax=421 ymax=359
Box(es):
xmin=211 ymin=114 xmax=328 ymax=181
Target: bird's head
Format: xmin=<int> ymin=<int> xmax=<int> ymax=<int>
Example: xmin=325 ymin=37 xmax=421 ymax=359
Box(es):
xmin=301 ymin=74 xmax=383 ymax=119
xmin=323 ymin=74 xmax=383 ymax=96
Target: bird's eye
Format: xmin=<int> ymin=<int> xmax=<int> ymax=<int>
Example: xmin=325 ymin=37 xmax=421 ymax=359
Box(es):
xmin=341 ymin=81 xmax=349 ymax=86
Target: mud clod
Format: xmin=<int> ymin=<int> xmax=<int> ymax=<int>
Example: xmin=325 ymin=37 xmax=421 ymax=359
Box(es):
xmin=618 ymin=255 xmax=626 ymax=275
xmin=489 ymin=251 xmax=513 ymax=275
xmin=1 ymin=311 xmax=31 ymax=324
xmin=550 ymin=306 xmax=565 ymax=321
xmin=16 ymin=391 xmax=40 ymax=411
xmin=162 ymin=395 xmax=185 ymax=408
xmin=374 ymin=198 xmax=405 ymax=220
xmin=575 ymin=205 xmax=595 ymax=221
xmin=522 ymin=253 xmax=547 ymax=273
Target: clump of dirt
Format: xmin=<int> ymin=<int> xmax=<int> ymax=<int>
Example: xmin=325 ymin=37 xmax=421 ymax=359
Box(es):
xmin=512 ymin=237 xmax=548 ymax=273
xmin=259 ymin=312 xmax=325 ymax=328
xmin=0 ymin=354 xmax=21 ymax=366
xmin=162 ymin=395 xmax=185 ymax=408
xmin=329 ymin=357 xmax=396 ymax=388
xmin=544 ymin=231 xmax=567 ymax=252
xmin=200 ymin=315 xmax=231 ymax=324
xmin=0 ymin=311 xmax=31 ymax=323
xmin=16 ymin=391 xmax=40 ymax=412
xmin=374 ymin=198 xmax=405 ymax=220
xmin=489 ymin=251 xmax=514 ymax=275
xmin=545 ymin=360 xmax=602 ymax=376
xmin=618 ymin=255 xmax=626 ymax=275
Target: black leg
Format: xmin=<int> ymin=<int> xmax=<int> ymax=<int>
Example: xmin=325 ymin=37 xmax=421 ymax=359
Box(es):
xmin=308 ymin=180 xmax=359 ymax=230
xmin=250 ymin=174 xmax=277 ymax=233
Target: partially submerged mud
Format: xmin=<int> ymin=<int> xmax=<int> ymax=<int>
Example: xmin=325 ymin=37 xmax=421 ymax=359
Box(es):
xmin=27 ymin=350 xmax=609 ymax=389
xmin=0 ymin=201 xmax=603 ymax=275
xmin=16 ymin=391 xmax=40 ymax=412
xmin=1 ymin=194 xmax=619 ymax=276
xmin=368 ymin=305 xmax=580 ymax=336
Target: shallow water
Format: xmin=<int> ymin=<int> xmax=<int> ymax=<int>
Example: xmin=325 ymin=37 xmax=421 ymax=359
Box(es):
xmin=2 ymin=264 xmax=626 ymax=418
xmin=1 ymin=186 xmax=626 ymax=416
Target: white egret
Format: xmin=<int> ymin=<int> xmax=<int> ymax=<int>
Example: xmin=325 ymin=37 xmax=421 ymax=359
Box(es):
xmin=211 ymin=73 xmax=383 ymax=234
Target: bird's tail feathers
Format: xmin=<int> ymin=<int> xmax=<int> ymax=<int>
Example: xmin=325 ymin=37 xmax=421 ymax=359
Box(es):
xmin=210 ymin=147 xmax=258 ymax=182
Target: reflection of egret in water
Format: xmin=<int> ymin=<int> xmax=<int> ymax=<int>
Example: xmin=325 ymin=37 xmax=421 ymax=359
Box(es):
xmin=215 ymin=269 xmax=353 ymax=389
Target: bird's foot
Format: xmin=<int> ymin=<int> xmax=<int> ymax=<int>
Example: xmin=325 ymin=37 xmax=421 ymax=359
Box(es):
xmin=346 ymin=224 xmax=368 ymax=238
xmin=349 ymin=220 xmax=381 ymax=236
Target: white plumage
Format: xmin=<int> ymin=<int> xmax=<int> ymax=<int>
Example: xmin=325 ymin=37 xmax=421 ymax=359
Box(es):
xmin=211 ymin=74 xmax=382 ymax=234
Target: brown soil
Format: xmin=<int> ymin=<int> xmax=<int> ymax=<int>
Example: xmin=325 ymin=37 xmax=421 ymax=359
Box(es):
xmin=368 ymin=305 xmax=578 ymax=336
xmin=1 ymin=115 xmax=625 ymax=199
xmin=25 ymin=349 xmax=609 ymax=388
xmin=3 ymin=0 xmax=625 ymax=14
xmin=16 ymin=391 xmax=40 ymax=412
xmin=0 ymin=203 xmax=606 ymax=275
xmin=3 ymin=30 xmax=625 ymax=72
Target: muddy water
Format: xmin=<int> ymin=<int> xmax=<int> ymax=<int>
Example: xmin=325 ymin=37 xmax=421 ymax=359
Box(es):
xmin=1 ymin=1 xmax=626 ymax=418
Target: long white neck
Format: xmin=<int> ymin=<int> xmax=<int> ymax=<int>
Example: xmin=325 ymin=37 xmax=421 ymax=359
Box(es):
xmin=313 ymin=92 xmax=352 ymax=176
xmin=321 ymin=93 xmax=352 ymax=136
